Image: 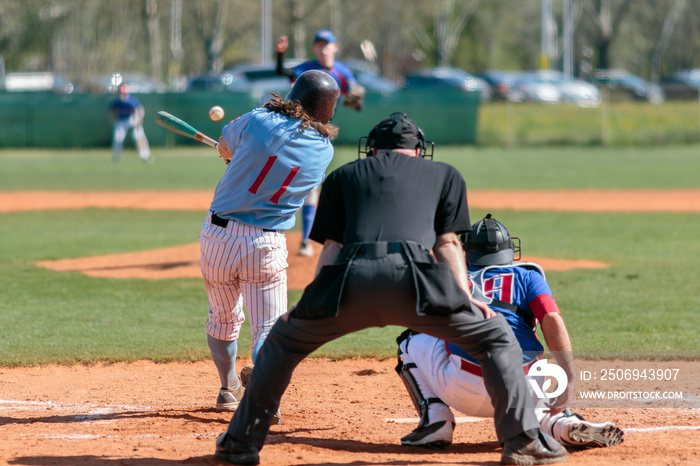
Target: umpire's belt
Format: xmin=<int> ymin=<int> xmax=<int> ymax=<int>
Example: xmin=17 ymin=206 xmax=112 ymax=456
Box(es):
xmin=211 ymin=213 xmax=278 ymax=233
xmin=340 ymin=241 xmax=431 ymax=261
xmin=349 ymin=242 xmax=404 ymax=259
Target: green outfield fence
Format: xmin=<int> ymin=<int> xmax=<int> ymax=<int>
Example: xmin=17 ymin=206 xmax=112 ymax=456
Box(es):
xmin=0 ymin=89 xmax=480 ymax=148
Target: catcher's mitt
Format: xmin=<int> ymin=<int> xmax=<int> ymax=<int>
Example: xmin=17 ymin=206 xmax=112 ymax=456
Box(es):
xmin=343 ymin=82 xmax=366 ymax=112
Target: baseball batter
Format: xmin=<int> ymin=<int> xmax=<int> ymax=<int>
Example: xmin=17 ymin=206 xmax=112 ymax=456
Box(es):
xmin=200 ymin=70 xmax=339 ymax=413
xmin=109 ymin=84 xmax=152 ymax=163
xmin=275 ymin=29 xmax=365 ymax=257
xmin=396 ymin=214 xmax=624 ymax=449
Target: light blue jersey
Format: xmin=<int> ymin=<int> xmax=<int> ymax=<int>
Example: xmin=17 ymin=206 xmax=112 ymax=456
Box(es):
xmin=209 ymin=108 xmax=334 ymax=230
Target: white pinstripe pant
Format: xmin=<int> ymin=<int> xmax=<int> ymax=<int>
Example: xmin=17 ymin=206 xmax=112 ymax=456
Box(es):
xmin=200 ymin=212 xmax=288 ymax=350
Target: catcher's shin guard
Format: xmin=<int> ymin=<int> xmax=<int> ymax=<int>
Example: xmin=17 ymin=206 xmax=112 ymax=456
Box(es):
xmin=395 ymin=346 xmax=454 ymax=448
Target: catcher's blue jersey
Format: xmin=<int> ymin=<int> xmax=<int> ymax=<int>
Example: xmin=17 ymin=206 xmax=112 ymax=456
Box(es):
xmin=209 ymin=108 xmax=334 ymax=230
xmin=448 ymin=264 xmax=553 ymax=365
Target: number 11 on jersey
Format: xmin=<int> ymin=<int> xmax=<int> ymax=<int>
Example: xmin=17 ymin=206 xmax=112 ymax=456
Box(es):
xmin=248 ymin=155 xmax=300 ymax=205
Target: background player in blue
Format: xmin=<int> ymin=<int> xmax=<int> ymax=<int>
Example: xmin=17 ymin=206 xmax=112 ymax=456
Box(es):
xmin=200 ymin=70 xmax=339 ymax=417
xmin=109 ymin=84 xmax=152 ymax=163
xmin=395 ymin=214 xmax=623 ymax=450
xmin=275 ymin=29 xmax=365 ymax=257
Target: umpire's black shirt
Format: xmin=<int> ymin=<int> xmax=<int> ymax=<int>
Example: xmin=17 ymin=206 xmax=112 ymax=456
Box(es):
xmin=309 ymin=152 xmax=471 ymax=249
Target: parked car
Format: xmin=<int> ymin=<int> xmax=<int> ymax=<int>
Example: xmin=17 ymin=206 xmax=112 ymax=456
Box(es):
xmin=661 ymin=69 xmax=700 ymax=100
xmin=225 ymin=59 xmax=398 ymax=95
xmin=476 ymin=70 xmax=523 ymax=102
xmin=186 ymin=72 xmax=235 ymax=92
xmin=84 ymin=72 xmax=166 ymax=94
xmin=592 ymin=69 xmax=665 ymax=104
xmin=508 ymin=72 xmax=561 ymax=104
xmin=355 ymin=69 xmax=398 ymax=93
xmin=528 ymin=70 xmax=600 ymax=107
xmin=342 ymin=58 xmax=398 ymax=94
xmin=403 ymin=67 xmax=491 ymax=102
xmin=187 ymin=60 xmax=396 ymax=101
xmin=224 ymin=63 xmax=294 ymax=95
xmin=3 ymin=72 xmax=75 ymax=93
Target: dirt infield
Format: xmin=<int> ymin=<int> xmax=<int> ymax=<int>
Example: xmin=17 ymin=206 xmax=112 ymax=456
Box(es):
xmin=2 ymin=190 xmax=699 ymax=465
xmin=3 ymin=189 xmax=700 ymax=213
xmin=1 ymin=359 xmax=699 ymax=465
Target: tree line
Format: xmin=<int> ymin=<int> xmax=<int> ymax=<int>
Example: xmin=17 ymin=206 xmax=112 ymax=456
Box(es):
xmin=1 ymin=0 xmax=698 ymax=90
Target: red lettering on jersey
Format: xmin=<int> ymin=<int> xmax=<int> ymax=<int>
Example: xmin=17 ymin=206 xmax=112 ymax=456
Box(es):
xmin=483 ymin=273 xmax=514 ymax=303
xmin=269 ymin=167 xmax=300 ymax=204
xmin=249 ymin=156 xmax=302 ymax=204
xmin=248 ymin=156 xmax=277 ymax=194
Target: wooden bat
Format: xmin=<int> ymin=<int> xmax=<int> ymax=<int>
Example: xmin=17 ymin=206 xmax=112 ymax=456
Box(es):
xmin=154 ymin=111 xmax=218 ymax=148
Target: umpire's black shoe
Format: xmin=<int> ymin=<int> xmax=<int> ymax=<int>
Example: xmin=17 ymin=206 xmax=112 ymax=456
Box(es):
xmin=215 ymin=432 xmax=260 ymax=465
xmin=501 ymin=430 xmax=567 ymax=465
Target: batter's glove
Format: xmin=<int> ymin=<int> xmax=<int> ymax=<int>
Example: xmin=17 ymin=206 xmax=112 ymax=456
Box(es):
xmin=218 ymin=136 xmax=233 ymax=165
xmin=343 ymin=82 xmax=366 ymax=112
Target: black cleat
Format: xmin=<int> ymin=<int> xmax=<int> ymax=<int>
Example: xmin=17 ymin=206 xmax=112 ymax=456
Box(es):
xmin=401 ymin=420 xmax=454 ymax=449
xmin=215 ymin=433 xmax=260 ymax=465
xmin=501 ymin=431 xmax=567 ymax=465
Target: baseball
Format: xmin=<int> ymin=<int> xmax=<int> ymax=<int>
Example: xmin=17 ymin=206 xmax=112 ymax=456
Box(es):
xmin=209 ymin=105 xmax=225 ymax=122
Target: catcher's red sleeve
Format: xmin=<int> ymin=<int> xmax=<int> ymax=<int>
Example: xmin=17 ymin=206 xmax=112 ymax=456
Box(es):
xmin=530 ymin=294 xmax=560 ymax=323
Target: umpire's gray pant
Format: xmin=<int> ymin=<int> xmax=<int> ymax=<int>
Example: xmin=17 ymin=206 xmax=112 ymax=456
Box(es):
xmin=226 ymin=251 xmax=540 ymax=448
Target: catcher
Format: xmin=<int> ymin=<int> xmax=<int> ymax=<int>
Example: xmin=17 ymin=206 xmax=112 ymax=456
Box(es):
xmin=396 ymin=214 xmax=624 ymax=450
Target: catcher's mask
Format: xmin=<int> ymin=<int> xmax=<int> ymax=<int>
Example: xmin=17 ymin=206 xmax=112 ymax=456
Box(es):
xmin=358 ymin=112 xmax=434 ymax=159
xmin=463 ymin=213 xmax=521 ymax=266
xmin=286 ymin=70 xmax=339 ymax=124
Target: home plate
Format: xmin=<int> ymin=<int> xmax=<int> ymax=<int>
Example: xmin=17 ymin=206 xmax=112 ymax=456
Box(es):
xmin=387 ymin=416 xmax=486 ymax=423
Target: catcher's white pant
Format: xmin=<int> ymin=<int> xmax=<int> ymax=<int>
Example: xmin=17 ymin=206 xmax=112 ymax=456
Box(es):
xmin=112 ymin=117 xmax=150 ymax=161
xmin=399 ymin=333 xmax=573 ymax=444
xmin=200 ymin=212 xmax=288 ymax=351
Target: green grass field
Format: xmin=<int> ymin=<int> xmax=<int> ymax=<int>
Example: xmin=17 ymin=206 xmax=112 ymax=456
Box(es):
xmin=478 ymin=100 xmax=700 ymax=147
xmin=1 ymin=145 xmax=699 ymax=366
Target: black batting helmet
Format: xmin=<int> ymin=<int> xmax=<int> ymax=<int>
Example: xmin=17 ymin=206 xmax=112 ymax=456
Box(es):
xmin=286 ymin=70 xmax=340 ymax=124
xmin=357 ymin=112 xmax=434 ymax=159
xmin=463 ymin=214 xmax=521 ymax=266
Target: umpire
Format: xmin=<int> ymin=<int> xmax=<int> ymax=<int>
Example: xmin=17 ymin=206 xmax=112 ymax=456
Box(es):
xmin=215 ymin=113 xmax=567 ymax=465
